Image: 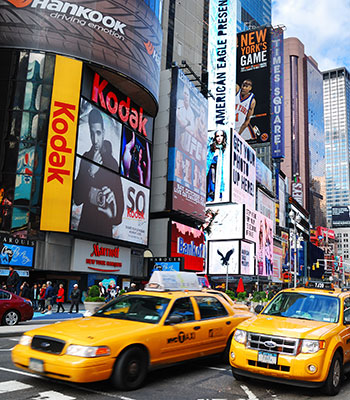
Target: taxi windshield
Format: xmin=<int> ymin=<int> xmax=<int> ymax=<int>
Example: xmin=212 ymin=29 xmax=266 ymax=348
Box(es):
xmin=93 ymin=295 xmax=170 ymax=324
xmin=262 ymin=292 xmax=340 ymax=323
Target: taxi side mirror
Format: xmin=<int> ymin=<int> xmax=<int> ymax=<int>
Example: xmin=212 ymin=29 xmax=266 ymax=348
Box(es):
xmin=165 ymin=315 xmax=183 ymax=325
xmin=344 ymin=310 xmax=350 ymax=325
xmin=255 ymin=304 xmax=264 ymax=314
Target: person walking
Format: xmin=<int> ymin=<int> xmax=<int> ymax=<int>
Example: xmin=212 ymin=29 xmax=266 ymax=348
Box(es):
xmin=42 ymin=281 xmax=54 ymax=314
xmin=69 ymin=284 xmax=81 ymax=313
xmin=39 ymin=284 xmax=46 ymax=311
xmin=6 ymin=266 xmax=20 ymax=294
xmin=30 ymin=283 xmax=39 ymax=311
xmin=56 ymin=283 xmax=65 ymax=313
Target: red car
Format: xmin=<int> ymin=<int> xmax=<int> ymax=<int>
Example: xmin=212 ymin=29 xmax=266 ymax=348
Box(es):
xmin=0 ymin=289 xmax=34 ymax=326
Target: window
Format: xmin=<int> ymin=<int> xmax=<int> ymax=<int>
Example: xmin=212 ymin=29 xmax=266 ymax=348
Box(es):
xmin=168 ymin=297 xmax=195 ymax=322
xmin=195 ymin=296 xmax=228 ymax=319
xmin=0 ymin=290 xmax=11 ymax=300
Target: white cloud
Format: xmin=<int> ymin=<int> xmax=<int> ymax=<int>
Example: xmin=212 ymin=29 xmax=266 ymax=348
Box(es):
xmin=272 ymin=0 xmax=350 ymax=71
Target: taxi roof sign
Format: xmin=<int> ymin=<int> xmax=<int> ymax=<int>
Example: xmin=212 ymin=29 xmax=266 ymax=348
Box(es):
xmin=145 ymin=271 xmax=202 ymax=292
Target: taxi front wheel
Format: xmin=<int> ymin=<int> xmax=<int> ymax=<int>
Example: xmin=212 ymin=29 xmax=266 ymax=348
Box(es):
xmin=111 ymin=347 xmax=148 ymax=391
xmin=323 ymin=352 xmax=343 ymax=396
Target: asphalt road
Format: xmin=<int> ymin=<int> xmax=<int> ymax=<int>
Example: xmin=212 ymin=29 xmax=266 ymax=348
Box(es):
xmin=1 ymin=335 xmax=350 ymax=400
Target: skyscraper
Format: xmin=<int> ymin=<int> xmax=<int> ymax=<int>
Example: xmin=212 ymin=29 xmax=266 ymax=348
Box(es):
xmin=237 ymin=0 xmax=271 ymax=32
xmin=323 ymin=68 xmax=350 ymax=226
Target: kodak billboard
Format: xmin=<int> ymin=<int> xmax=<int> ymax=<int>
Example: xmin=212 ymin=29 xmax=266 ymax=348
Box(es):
xmin=40 ymin=55 xmax=82 ymax=232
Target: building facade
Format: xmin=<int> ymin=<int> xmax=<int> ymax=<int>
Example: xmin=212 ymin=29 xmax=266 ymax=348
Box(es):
xmin=0 ymin=0 xmax=162 ymax=293
xmin=323 ymin=68 xmax=350 ymax=226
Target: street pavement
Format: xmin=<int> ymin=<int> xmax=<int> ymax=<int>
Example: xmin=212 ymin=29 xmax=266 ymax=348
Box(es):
xmin=0 ymin=303 xmax=87 ymax=337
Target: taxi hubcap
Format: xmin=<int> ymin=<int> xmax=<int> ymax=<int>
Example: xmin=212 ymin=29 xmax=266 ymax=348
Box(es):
xmin=333 ymin=360 xmax=340 ymax=387
xmin=127 ymin=360 xmax=139 ymax=379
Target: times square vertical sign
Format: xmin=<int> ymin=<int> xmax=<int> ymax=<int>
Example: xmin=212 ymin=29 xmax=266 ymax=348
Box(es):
xmin=207 ymin=0 xmax=236 ymax=130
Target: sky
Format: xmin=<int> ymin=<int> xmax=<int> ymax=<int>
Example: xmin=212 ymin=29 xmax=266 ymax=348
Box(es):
xmin=272 ymin=0 xmax=350 ymax=72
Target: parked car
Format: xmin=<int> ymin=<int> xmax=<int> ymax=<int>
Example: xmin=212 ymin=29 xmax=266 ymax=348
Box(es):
xmin=0 ymin=289 xmax=34 ymax=326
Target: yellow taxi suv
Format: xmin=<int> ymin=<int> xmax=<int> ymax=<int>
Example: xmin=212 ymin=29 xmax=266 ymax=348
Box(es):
xmin=230 ymin=281 xmax=350 ymax=396
xmin=12 ymin=272 xmax=253 ymax=390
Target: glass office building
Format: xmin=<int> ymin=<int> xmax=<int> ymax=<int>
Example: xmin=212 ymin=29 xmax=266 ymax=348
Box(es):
xmin=237 ymin=0 xmax=271 ymax=32
xmin=323 ymin=68 xmax=350 ymax=226
xmin=307 ymin=58 xmax=326 ymax=228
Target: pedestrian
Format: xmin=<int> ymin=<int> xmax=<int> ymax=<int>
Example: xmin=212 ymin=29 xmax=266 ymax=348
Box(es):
xmin=107 ymin=282 xmax=117 ymax=301
xmin=42 ymin=281 xmax=54 ymax=314
xmin=56 ymin=283 xmax=65 ymax=313
xmin=30 ymin=283 xmax=39 ymax=311
xmin=39 ymin=284 xmax=46 ymax=311
xmin=69 ymin=284 xmax=81 ymax=313
xmin=19 ymin=281 xmax=31 ymax=299
xmin=128 ymin=283 xmax=137 ymax=292
xmin=6 ymin=266 xmax=20 ymax=294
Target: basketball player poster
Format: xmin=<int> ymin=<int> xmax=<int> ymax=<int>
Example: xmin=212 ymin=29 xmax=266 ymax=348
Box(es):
xmin=235 ymin=27 xmax=271 ymax=144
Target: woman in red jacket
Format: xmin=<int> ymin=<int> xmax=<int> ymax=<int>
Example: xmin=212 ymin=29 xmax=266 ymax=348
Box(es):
xmin=56 ymin=283 xmax=65 ymax=313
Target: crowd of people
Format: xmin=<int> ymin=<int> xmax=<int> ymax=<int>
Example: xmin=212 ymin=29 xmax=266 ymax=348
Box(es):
xmin=1 ymin=267 xmax=138 ymax=315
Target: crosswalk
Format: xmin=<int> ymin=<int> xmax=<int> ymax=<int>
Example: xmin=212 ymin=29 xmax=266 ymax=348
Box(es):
xmin=0 ymin=380 xmax=76 ymax=399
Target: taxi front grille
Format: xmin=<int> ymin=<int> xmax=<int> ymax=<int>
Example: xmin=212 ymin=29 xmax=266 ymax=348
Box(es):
xmin=247 ymin=332 xmax=298 ymax=355
xmin=31 ymin=335 xmax=66 ymax=354
xmin=248 ymin=360 xmax=290 ymax=372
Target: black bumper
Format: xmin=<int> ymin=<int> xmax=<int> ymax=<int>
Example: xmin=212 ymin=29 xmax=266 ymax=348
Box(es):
xmin=231 ymin=367 xmax=325 ymax=389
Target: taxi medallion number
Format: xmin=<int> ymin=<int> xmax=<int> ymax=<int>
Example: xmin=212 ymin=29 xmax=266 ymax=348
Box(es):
xmin=258 ymin=351 xmax=277 ymax=365
xmin=29 ymin=358 xmax=44 ymax=373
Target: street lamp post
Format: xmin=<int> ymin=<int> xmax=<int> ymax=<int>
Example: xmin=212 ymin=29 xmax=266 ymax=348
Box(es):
xmin=289 ymin=210 xmax=301 ymax=288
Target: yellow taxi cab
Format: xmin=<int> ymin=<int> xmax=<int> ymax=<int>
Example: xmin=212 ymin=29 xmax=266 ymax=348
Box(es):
xmin=12 ymin=271 xmax=254 ymax=390
xmin=229 ymin=281 xmax=350 ymax=395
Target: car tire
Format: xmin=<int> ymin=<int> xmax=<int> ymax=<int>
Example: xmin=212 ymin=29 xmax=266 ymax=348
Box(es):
xmin=323 ymin=352 xmax=343 ymax=396
xmin=221 ymin=334 xmax=233 ymax=364
xmin=111 ymin=347 xmax=148 ymax=391
xmin=231 ymin=368 xmax=248 ymax=382
xmin=3 ymin=310 xmax=20 ymax=326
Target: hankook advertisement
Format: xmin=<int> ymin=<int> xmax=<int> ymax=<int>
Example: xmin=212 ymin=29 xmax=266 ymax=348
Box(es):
xmin=0 ymin=0 xmax=162 ymax=100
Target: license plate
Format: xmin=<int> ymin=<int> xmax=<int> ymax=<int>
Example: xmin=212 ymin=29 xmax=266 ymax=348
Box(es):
xmin=29 ymin=358 xmax=44 ymax=373
xmin=258 ymin=351 xmax=277 ymax=365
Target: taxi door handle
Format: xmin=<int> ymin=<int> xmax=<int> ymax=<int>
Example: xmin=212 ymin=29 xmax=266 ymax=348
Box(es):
xmin=226 ymin=321 xmax=231 ymax=325
xmin=194 ymin=326 xmax=201 ymax=330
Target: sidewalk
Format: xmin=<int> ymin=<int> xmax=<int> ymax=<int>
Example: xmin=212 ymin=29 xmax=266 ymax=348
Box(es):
xmin=0 ymin=303 xmax=87 ymax=338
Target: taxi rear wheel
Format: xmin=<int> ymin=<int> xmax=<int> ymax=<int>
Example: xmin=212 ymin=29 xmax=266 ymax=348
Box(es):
xmin=111 ymin=347 xmax=148 ymax=390
xmin=323 ymin=352 xmax=343 ymax=396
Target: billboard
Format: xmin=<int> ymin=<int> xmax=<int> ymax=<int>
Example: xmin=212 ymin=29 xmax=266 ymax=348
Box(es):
xmin=207 ymin=0 xmax=236 ymax=129
xmin=232 ymin=129 xmax=256 ymax=208
xmin=0 ymin=0 xmax=162 ymax=100
xmin=170 ymin=221 xmax=205 ymax=272
xmin=72 ymin=169 xmax=149 ymax=245
xmin=332 ymin=206 xmax=350 ymax=227
xmin=241 ymin=240 xmax=255 ymax=275
xmin=256 ymin=157 xmax=273 ymax=192
xmin=208 ymin=240 xmax=239 ymax=275
xmin=121 ymin=126 xmax=151 ymax=187
xmin=71 ymin=239 xmax=131 ymax=274
xmin=76 ymin=99 xmax=122 ymax=171
xmin=81 ymin=68 xmax=154 ymax=140
xmin=205 ymin=204 xmax=244 ymax=241
xmin=168 ymin=67 xmax=207 ymax=218
xmin=245 ymin=207 xmax=273 ymax=276
xmin=0 ymin=235 xmax=35 ymax=268
xmin=206 ymin=128 xmax=231 ymax=203
xmin=271 ymin=27 xmax=285 ymax=158
xmin=41 ymin=55 xmax=82 ymax=232
xmin=236 ymin=27 xmax=271 ymax=144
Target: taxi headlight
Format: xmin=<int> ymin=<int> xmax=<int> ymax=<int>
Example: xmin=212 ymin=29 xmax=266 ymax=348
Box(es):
xmin=301 ymin=339 xmax=325 ymax=354
xmin=66 ymin=345 xmax=111 ymax=358
xmin=19 ymin=335 xmax=32 ymax=346
xmin=234 ymin=329 xmax=247 ymax=344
